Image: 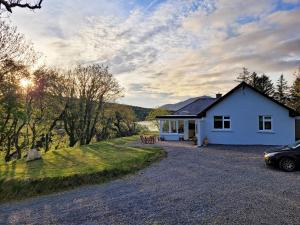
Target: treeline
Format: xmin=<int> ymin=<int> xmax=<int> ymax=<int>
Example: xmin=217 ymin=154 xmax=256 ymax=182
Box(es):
xmin=0 ymin=20 xmax=143 ymax=162
xmin=236 ymin=67 xmax=300 ymax=111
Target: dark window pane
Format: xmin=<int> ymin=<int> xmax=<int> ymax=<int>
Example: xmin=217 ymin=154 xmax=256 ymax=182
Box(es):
xmin=259 ymin=116 xmax=263 ymax=130
xmin=224 ymin=120 xmax=230 ymax=129
xmin=265 ymin=121 xmax=272 ymax=130
xmin=214 ymin=116 xmax=223 ymax=129
xmin=178 ymin=120 xmax=184 ymax=133
xmin=171 ymin=121 xmax=177 ymax=133
xmin=224 ymin=116 xmax=230 ymax=120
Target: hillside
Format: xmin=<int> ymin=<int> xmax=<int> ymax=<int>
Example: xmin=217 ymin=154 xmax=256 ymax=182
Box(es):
xmin=131 ymin=105 xmax=153 ymax=121
xmin=107 ymin=103 xmax=152 ymax=121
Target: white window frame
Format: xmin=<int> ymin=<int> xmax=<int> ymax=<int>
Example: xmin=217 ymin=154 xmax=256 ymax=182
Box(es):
xmin=161 ymin=120 xmax=179 ymax=134
xmin=259 ymin=115 xmax=273 ymax=132
xmin=213 ymin=116 xmax=231 ymax=130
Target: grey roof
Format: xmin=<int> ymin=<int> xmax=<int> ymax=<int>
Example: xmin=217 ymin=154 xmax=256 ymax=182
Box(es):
xmin=161 ymin=97 xmax=200 ymax=111
xmin=174 ymin=96 xmax=216 ymax=115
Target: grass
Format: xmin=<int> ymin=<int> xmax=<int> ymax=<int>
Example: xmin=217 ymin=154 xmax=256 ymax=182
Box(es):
xmin=0 ymin=135 xmax=165 ymax=202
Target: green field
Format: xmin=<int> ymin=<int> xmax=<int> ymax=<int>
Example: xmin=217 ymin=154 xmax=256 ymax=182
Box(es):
xmin=0 ymin=136 xmax=164 ymax=202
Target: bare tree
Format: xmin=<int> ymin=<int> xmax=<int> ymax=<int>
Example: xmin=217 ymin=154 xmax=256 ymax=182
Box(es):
xmin=0 ymin=0 xmax=43 ymax=13
xmin=0 ymin=20 xmax=36 ymax=64
xmin=235 ymin=67 xmax=250 ymax=83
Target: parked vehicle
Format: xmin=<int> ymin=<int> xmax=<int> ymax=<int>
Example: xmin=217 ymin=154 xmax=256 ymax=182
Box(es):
xmin=264 ymin=140 xmax=300 ymax=172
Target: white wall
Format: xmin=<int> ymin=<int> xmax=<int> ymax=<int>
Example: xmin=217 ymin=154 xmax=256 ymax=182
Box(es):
xmin=205 ymin=86 xmax=295 ymax=145
xmin=160 ymin=133 xmax=183 ymax=141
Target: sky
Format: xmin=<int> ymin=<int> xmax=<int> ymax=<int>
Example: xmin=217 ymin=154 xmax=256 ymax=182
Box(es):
xmin=7 ymin=0 xmax=300 ymax=108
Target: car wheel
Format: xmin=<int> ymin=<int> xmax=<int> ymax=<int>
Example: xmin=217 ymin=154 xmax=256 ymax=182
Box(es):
xmin=279 ymin=158 xmax=296 ymax=172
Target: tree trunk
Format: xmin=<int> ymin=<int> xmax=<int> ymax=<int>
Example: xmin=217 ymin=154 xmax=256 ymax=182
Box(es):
xmin=69 ymin=134 xmax=77 ymax=147
xmin=30 ymin=123 xmax=36 ymax=149
xmin=4 ymin=138 xmax=12 ymax=162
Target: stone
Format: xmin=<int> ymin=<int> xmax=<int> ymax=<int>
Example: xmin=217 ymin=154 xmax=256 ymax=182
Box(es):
xmin=26 ymin=148 xmax=42 ymax=162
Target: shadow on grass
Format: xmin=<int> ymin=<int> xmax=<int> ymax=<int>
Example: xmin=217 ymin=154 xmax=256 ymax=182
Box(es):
xmin=2 ymin=160 xmax=17 ymax=178
xmin=0 ymin=147 xmax=166 ymax=203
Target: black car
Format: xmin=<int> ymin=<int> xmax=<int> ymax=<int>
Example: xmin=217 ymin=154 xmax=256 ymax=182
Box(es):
xmin=264 ymin=140 xmax=300 ymax=172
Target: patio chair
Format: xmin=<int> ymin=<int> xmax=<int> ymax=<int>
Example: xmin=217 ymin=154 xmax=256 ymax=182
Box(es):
xmin=140 ymin=135 xmax=146 ymax=144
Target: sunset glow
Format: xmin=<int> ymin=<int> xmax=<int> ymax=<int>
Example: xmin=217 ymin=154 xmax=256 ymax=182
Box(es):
xmin=19 ymin=78 xmax=32 ymax=89
xmin=9 ymin=0 xmax=300 ymax=107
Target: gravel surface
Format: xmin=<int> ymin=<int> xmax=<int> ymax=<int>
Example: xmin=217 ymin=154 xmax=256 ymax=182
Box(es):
xmin=1 ymin=142 xmax=300 ymax=225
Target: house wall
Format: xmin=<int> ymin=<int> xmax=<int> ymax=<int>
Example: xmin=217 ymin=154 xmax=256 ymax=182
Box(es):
xmin=160 ymin=133 xmax=183 ymax=141
xmin=204 ymin=86 xmax=295 ymax=145
xmin=198 ymin=119 xmax=205 ymax=145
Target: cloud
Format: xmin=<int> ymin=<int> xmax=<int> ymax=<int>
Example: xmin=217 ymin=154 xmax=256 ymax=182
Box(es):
xmin=8 ymin=0 xmax=300 ymax=107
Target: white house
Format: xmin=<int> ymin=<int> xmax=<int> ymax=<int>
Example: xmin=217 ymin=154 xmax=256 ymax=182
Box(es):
xmin=157 ymin=82 xmax=300 ymax=146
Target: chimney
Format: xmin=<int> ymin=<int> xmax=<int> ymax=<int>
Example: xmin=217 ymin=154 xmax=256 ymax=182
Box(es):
xmin=216 ymin=93 xmax=222 ymax=98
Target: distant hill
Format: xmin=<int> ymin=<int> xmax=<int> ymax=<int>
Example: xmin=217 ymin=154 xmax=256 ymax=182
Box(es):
xmin=106 ymin=103 xmax=152 ymax=121
xmin=130 ymin=105 xmax=152 ymax=121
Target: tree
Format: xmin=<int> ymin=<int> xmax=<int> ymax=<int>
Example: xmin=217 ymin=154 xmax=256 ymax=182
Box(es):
xmin=254 ymin=74 xmax=275 ymax=96
xmin=111 ymin=105 xmax=138 ymax=137
xmin=146 ymin=107 xmax=170 ymax=130
xmin=0 ymin=0 xmax=43 ymax=13
xmin=236 ymin=67 xmax=250 ymax=83
xmin=0 ymin=20 xmax=37 ymax=161
xmin=95 ymin=104 xmax=140 ymax=140
xmin=62 ymin=64 xmax=122 ymax=146
xmin=0 ymin=20 xmax=36 ymax=64
xmin=248 ymin=72 xmax=259 ymax=87
xmin=236 ymin=68 xmax=275 ymax=97
xmin=0 ymin=59 xmax=29 ymax=161
xmin=27 ymin=67 xmax=65 ymax=151
xmin=274 ymin=74 xmax=289 ymax=104
xmin=290 ymin=68 xmax=300 ymax=112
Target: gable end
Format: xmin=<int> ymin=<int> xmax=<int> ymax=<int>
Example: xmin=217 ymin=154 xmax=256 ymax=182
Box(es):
xmin=198 ymin=82 xmax=299 ymax=117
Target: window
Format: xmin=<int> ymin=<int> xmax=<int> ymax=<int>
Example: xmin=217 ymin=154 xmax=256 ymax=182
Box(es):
xmin=259 ymin=116 xmax=272 ymax=131
xmin=214 ymin=116 xmax=231 ymax=130
xmin=224 ymin=116 xmax=231 ymax=129
xmin=161 ymin=120 xmax=178 ymax=133
xmin=214 ymin=116 xmax=223 ymax=129
xmin=162 ymin=120 xmax=169 ymax=133
xmin=178 ymin=120 xmax=184 ymax=133
xmin=170 ymin=120 xmax=177 ymax=133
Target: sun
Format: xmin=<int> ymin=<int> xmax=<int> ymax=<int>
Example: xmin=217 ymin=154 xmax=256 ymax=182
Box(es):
xmin=19 ymin=78 xmax=33 ymax=89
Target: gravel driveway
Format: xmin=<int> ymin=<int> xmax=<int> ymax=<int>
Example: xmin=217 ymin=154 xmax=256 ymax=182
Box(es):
xmin=1 ymin=142 xmax=300 ymax=225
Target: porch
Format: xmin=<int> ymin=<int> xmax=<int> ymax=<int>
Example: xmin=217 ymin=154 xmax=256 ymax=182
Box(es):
xmin=157 ymin=115 xmax=205 ymax=146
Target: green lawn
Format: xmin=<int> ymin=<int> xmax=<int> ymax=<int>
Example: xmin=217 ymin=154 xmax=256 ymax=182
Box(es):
xmin=0 ymin=136 xmax=164 ymax=202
